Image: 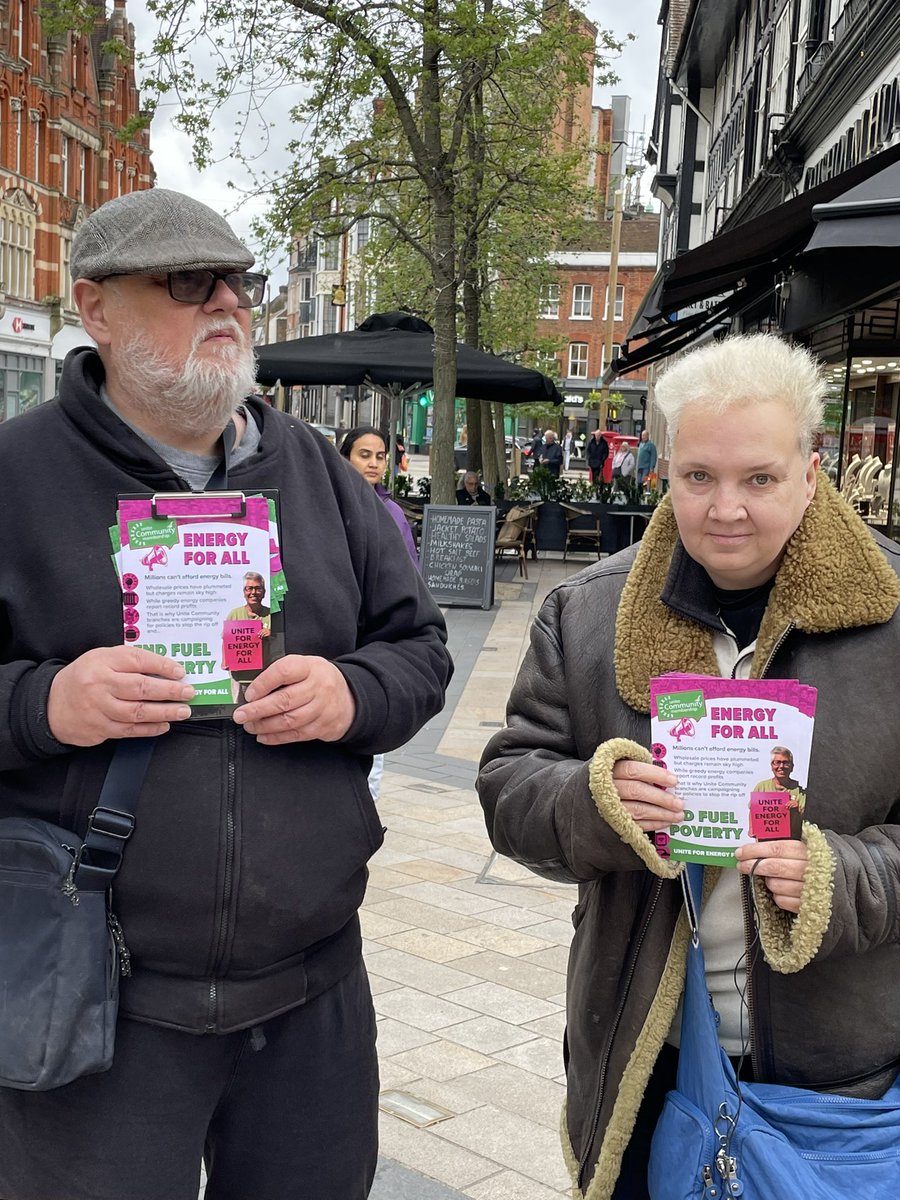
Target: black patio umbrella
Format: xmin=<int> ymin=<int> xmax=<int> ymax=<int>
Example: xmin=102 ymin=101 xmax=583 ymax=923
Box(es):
xmin=255 ymin=311 xmax=563 ymax=406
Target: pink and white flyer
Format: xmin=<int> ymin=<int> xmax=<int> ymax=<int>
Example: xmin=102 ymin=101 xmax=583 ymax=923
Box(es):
xmin=649 ymin=674 xmax=817 ymax=866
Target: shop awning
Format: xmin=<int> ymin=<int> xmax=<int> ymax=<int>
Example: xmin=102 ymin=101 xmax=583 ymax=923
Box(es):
xmin=610 ymin=142 xmax=900 ymax=380
xmin=783 ymin=157 xmax=900 ymax=332
xmin=805 ymin=158 xmax=900 ymax=251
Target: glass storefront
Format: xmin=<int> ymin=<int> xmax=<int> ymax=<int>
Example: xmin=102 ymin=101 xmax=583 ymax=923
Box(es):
xmin=809 ymin=303 xmax=900 ymax=541
xmin=0 ymin=353 xmax=48 ymax=421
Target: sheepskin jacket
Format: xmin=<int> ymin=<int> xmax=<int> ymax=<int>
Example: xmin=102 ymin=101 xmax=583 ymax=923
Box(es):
xmin=477 ymin=476 xmax=900 ymax=1200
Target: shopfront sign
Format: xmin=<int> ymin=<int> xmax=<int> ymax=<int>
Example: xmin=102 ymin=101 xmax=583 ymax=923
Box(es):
xmin=0 ymin=309 xmax=49 ymax=341
xmin=805 ymin=72 xmax=900 ymax=190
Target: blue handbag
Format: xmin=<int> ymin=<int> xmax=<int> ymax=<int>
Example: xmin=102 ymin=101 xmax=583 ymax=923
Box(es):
xmin=648 ymin=863 xmax=900 ymax=1199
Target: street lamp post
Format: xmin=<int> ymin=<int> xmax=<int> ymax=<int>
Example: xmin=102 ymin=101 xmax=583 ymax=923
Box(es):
xmin=599 ymin=187 xmax=624 ymax=430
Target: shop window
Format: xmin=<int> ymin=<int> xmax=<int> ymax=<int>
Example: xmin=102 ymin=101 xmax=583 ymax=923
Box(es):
xmin=0 ymin=189 xmax=36 ymax=300
xmin=0 ymin=351 xmax=45 ymax=419
xmin=836 ymin=355 xmax=900 ymax=533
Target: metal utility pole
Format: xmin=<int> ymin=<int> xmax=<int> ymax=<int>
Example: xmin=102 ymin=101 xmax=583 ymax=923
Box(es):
xmin=598 ymin=187 xmax=624 ymax=430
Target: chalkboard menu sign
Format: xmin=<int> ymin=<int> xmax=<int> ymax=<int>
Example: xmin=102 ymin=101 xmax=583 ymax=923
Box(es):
xmin=419 ymin=505 xmax=496 ymax=609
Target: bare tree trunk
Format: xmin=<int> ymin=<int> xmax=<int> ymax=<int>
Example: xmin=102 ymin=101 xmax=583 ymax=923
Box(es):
xmin=492 ymin=400 xmax=507 ymax=486
xmin=465 ymin=400 xmax=481 ymax=475
xmin=421 ymin=0 xmax=458 ymax=506
xmin=480 ymin=402 xmax=498 ymax=487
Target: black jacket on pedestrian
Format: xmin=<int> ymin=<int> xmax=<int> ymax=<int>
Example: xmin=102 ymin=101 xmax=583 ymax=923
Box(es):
xmin=0 ymin=347 xmax=453 ymax=1034
xmin=456 ymin=485 xmax=492 ymax=506
xmin=539 ymin=441 xmax=563 ymax=477
xmin=586 ymin=435 xmax=609 ymax=472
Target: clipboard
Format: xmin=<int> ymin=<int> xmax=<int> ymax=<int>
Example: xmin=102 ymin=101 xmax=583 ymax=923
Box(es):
xmin=112 ymin=489 xmax=286 ymax=719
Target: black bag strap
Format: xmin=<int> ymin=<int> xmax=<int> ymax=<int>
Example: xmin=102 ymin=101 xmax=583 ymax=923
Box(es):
xmin=73 ymin=738 xmax=156 ymax=892
xmin=206 ymin=418 xmax=237 ymax=490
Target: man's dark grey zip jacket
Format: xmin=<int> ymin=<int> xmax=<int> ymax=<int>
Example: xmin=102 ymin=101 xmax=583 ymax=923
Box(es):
xmin=0 ymin=347 xmax=452 ymax=1034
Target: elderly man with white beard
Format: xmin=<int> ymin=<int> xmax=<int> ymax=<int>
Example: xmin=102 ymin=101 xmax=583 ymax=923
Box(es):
xmin=0 ymin=190 xmax=452 ymax=1200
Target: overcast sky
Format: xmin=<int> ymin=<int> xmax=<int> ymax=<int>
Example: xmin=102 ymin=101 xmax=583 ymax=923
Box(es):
xmin=133 ymin=0 xmax=663 ymax=283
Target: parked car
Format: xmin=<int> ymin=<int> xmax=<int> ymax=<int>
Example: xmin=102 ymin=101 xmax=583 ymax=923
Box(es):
xmin=306 ymin=422 xmax=338 ymax=445
xmin=455 ymin=437 xmax=528 ymax=471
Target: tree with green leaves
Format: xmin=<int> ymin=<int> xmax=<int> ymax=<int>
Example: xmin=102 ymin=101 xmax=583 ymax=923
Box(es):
xmin=80 ymin=0 xmax=627 ymax=502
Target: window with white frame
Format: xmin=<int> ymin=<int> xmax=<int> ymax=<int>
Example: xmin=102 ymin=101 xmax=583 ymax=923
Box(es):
xmin=13 ymin=104 xmax=22 ymax=174
xmin=600 ymin=343 xmax=621 ymax=374
xmin=769 ymin=8 xmax=792 ymax=130
xmin=319 ymin=237 xmax=340 ymax=272
xmin=0 ymin=190 xmax=36 ymax=300
xmin=61 ymin=136 xmax=69 ymax=196
xmin=60 ymin=232 xmax=74 ymax=310
xmin=571 ymin=283 xmax=592 ymax=319
xmin=603 ymin=284 xmax=625 ymax=320
xmin=539 ymin=282 xmax=560 ymax=318
xmin=568 ymin=342 xmax=588 ymax=378
xmin=30 ymin=110 xmax=41 ymax=178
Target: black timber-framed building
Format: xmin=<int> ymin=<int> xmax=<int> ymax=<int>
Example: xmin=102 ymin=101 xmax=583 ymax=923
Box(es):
xmin=616 ymin=0 xmax=900 ymax=539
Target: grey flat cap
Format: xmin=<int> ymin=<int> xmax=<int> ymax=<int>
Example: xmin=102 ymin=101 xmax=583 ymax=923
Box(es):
xmin=71 ymin=188 xmax=255 ymax=280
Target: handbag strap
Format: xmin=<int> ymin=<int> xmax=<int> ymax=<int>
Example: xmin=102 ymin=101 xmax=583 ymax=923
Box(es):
xmin=680 ymin=861 xmax=704 ymax=946
xmin=73 ymin=738 xmax=156 ymax=891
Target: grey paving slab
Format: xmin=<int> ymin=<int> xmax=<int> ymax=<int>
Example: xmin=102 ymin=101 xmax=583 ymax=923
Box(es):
xmin=360 ymin=558 xmax=580 ymax=1197
xmin=370 ymin=1156 xmax=470 ymax=1200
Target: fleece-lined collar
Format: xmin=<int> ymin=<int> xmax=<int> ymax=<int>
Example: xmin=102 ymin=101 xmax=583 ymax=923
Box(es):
xmin=614 ymin=475 xmax=900 ymax=714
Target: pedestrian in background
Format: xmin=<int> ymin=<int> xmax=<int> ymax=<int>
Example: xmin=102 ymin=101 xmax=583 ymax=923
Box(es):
xmin=539 ymin=429 xmax=563 ymax=477
xmin=340 ymin=425 xmax=419 ymax=566
xmin=636 ymin=429 xmax=657 ymax=485
xmin=586 ymin=428 xmax=609 ymax=483
xmin=456 ymin=471 xmax=492 ymax=506
xmin=340 ymin=425 xmax=421 ymax=804
xmin=611 ymin=440 xmax=635 ymax=484
xmin=478 ymin=333 xmax=900 ymax=1200
xmin=562 ymin=427 xmax=574 ymax=471
xmin=0 ymin=188 xmax=452 ymax=1200
xmin=526 ymin=427 xmax=544 ymax=470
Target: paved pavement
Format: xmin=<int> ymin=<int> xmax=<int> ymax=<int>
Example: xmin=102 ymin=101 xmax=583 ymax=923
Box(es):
xmin=200 ymin=543 xmax=591 ymax=1199
xmin=367 ymin=553 xmax=585 ymax=1199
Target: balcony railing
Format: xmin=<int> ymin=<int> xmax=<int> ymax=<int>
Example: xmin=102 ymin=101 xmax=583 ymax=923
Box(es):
xmin=796 ymin=41 xmax=833 ymax=103
xmin=833 ymin=0 xmax=866 ymax=45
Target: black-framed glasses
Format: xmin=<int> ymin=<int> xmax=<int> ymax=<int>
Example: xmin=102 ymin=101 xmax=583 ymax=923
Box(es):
xmin=94 ymin=269 xmax=268 ymax=308
xmin=166 ymin=270 xmax=267 ymax=308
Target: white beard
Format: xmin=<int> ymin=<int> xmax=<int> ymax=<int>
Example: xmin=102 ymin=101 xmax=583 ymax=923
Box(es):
xmin=120 ymin=321 xmax=258 ymax=440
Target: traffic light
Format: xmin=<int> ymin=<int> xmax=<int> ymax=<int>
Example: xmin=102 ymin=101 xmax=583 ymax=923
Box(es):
xmin=418 ymin=388 xmax=433 ymax=408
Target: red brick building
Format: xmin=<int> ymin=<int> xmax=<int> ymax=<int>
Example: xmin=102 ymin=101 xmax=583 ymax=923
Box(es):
xmin=543 ymin=50 xmax=661 ymax=439
xmin=0 ymin=0 xmax=151 ymax=418
xmin=539 ymin=214 xmax=660 ymax=438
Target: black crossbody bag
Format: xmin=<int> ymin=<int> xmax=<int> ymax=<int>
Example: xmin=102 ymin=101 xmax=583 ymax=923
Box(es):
xmin=0 ymin=738 xmax=154 ymax=1091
